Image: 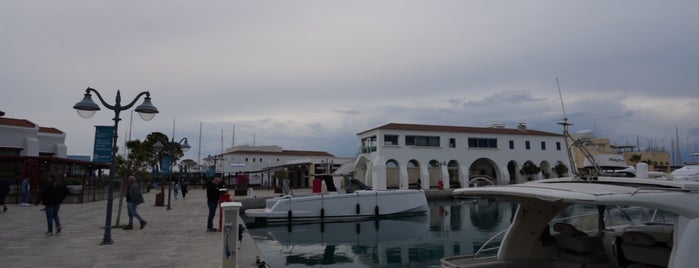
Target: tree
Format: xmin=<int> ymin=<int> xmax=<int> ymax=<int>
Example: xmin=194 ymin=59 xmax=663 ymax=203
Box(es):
xmin=629 ymin=154 xmax=643 ymax=166
xmin=520 ymin=162 xmax=541 ymax=181
xmin=554 ymin=162 xmax=569 ymax=177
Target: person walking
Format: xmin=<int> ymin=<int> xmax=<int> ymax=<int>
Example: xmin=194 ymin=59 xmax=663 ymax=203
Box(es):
xmin=36 ymin=175 xmax=69 ymax=235
xmin=173 ymin=181 xmax=180 ymax=199
xmin=124 ymin=175 xmax=147 ymax=230
xmin=20 ymin=177 xmax=30 ymax=205
xmin=206 ymin=177 xmax=222 ymax=232
xmin=181 ymin=180 xmax=188 ymax=198
xmin=0 ymin=179 xmax=9 ymax=212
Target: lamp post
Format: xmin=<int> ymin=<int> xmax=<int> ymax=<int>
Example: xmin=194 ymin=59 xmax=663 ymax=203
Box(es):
xmin=73 ymin=87 xmax=158 ymax=245
xmin=153 ymin=137 xmax=191 ymax=210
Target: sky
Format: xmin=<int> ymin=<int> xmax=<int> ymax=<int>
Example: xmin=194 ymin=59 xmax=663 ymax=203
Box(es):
xmin=2 ymin=1 xmax=698 ymax=165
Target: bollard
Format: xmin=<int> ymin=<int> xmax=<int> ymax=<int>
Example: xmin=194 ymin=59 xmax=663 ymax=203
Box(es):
xmin=218 ymin=189 xmax=232 ymax=232
xmin=221 ymin=202 xmax=242 ymax=268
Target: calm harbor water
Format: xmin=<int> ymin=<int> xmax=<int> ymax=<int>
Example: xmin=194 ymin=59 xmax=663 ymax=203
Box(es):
xmin=248 ymin=199 xmax=517 ymax=267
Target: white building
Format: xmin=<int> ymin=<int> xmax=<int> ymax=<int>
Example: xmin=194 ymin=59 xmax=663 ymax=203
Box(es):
xmin=354 ymin=123 xmax=569 ymax=190
xmin=0 ymin=116 xmax=67 ymax=157
xmin=207 ymin=145 xmax=354 ymax=187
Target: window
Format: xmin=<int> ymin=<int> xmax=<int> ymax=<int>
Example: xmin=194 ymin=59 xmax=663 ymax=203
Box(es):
xmin=556 ymin=142 xmax=561 ymax=151
xmin=361 ymin=136 xmax=377 ymax=153
xmin=449 ymin=138 xmax=456 ymax=148
xmin=384 ymin=135 xmax=399 ymax=145
xmin=509 ymin=140 xmax=515 ymax=149
xmin=468 ymin=138 xmax=498 ymax=149
xmin=405 ymin=136 xmax=440 ymax=147
xmin=525 ymin=141 xmax=531 ymax=150
xmin=541 ymin=141 xmax=546 ymax=150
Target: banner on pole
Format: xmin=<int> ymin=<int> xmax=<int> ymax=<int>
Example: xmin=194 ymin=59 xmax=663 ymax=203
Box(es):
xmin=93 ymin=126 xmax=115 ymax=163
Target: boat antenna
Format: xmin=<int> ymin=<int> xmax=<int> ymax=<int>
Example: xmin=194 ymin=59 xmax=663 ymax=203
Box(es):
xmin=556 ymin=78 xmax=602 ymax=176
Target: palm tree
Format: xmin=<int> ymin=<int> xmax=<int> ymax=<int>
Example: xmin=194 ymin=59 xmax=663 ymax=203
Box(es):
xmin=630 ymin=154 xmax=643 ymax=166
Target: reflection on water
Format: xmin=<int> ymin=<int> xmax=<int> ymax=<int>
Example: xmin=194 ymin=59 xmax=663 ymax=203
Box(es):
xmin=248 ymin=198 xmax=515 ymax=267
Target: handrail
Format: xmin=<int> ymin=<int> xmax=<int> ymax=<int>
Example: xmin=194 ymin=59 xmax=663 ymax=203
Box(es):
xmin=473 ymin=229 xmax=508 ymax=258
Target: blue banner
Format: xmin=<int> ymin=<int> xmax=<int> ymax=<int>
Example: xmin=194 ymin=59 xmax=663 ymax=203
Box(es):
xmin=161 ymin=155 xmax=172 ymax=175
xmin=206 ymin=166 xmax=216 ymax=177
xmin=93 ymin=126 xmax=115 ymax=163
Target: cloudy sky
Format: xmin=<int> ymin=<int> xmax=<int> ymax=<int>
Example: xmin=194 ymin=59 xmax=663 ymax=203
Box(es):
xmin=2 ymin=1 xmax=698 ymax=164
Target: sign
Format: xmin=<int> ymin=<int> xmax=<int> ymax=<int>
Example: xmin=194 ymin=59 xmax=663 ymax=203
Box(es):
xmin=161 ymin=155 xmax=172 ymax=175
xmin=93 ymin=126 xmax=115 ymax=163
xmin=206 ymin=166 xmax=216 ymax=177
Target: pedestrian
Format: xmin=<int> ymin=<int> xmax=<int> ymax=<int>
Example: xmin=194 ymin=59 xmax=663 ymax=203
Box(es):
xmin=206 ymin=177 xmax=222 ymax=232
xmin=181 ymin=180 xmax=188 ymax=198
xmin=0 ymin=179 xmax=9 ymax=212
xmin=36 ymin=175 xmax=69 ymax=235
xmin=124 ymin=175 xmax=147 ymax=230
xmin=20 ymin=177 xmax=30 ymax=205
xmin=173 ymin=181 xmax=179 ymax=199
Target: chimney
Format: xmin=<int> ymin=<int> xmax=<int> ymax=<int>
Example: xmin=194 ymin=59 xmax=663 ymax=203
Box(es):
xmin=517 ymin=123 xmax=527 ymax=132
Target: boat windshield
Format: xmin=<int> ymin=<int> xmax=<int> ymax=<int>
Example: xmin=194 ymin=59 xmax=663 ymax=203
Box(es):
xmin=550 ymin=204 xmax=675 ymax=234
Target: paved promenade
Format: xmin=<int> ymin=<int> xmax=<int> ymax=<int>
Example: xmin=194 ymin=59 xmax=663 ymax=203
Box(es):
xmin=0 ymin=186 xmax=452 ymax=268
xmin=0 ymin=187 xmax=271 ymax=268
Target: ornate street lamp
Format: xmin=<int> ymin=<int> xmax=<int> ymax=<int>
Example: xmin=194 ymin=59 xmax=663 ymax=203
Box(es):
xmin=154 ymin=137 xmax=190 ymax=210
xmin=73 ymin=87 xmax=158 ymax=245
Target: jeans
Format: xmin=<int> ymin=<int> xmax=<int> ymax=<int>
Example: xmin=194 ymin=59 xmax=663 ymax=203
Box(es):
xmin=21 ymin=191 xmax=30 ymax=204
xmin=207 ymin=201 xmax=218 ymax=229
xmin=44 ymin=205 xmax=61 ymax=232
xmin=127 ymin=202 xmax=145 ymax=226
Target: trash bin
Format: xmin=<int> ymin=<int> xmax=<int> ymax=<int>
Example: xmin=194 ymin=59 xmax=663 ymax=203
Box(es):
xmin=155 ymin=192 xmax=164 ymax=206
xmin=312 ymin=179 xmax=322 ymax=193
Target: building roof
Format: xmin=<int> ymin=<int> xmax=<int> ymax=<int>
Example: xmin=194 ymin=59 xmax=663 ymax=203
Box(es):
xmin=228 ymin=150 xmax=334 ymax=157
xmin=39 ymin=127 xmax=64 ymax=134
xmin=0 ymin=117 xmax=64 ymax=134
xmin=0 ymin=117 xmax=37 ymax=128
xmin=357 ymin=123 xmax=562 ymax=137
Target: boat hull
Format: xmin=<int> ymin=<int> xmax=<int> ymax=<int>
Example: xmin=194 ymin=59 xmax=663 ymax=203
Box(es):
xmin=245 ymin=189 xmax=428 ymax=222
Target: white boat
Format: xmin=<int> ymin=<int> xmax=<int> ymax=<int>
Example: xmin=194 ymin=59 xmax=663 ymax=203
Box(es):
xmin=245 ymin=175 xmax=428 ymax=223
xmin=671 ymin=153 xmax=699 ymax=181
xmin=260 ymin=215 xmax=429 ymax=245
xmin=440 ymin=172 xmax=699 ymax=268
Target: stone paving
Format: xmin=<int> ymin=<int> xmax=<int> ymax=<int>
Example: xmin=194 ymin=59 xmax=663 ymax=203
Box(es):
xmin=0 ymin=187 xmax=268 ymax=268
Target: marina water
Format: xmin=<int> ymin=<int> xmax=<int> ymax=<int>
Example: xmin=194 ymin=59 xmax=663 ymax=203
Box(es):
xmin=248 ymin=199 xmax=517 ymax=267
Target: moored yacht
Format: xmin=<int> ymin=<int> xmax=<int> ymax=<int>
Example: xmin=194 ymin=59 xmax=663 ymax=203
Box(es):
xmin=245 ymin=175 xmax=428 ymax=223
xmin=671 ymin=153 xmax=699 ymax=181
xmin=441 ymin=176 xmax=699 ymax=268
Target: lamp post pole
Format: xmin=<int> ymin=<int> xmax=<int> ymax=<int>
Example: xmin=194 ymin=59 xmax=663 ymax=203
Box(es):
xmin=73 ymin=87 xmax=158 ymax=245
xmin=154 ymin=137 xmax=190 ymax=210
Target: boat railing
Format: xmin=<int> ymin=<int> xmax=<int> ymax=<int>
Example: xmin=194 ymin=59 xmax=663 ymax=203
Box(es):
xmin=472 ymin=228 xmax=508 ymax=258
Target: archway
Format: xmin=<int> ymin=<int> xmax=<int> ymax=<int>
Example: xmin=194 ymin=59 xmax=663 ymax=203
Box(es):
xmin=540 ymin=161 xmax=551 ymax=179
xmin=507 ymin=161 xmax=519 ymax=184
xmin=407 ymin=159 xmax=421 ymax=188
xmin=447 ymin=160 xmax=461 ymax=188
xmin=428 ymin=160 xmax=443 ymax=188
xmin=469 ymin=158 xmax=499 ymax=186
xmin=386 ymin=159 xmax=400 ymax=189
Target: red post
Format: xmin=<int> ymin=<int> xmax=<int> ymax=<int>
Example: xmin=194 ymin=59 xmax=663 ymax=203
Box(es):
xmin=438 ymin=180 xmax=444 ymax=190
xmin=218 ymin=190 xmax=232 ymax=232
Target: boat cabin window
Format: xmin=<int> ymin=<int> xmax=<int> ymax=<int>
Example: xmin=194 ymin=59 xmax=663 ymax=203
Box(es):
xmin=550 ymin=204 xmax=675 ymax=235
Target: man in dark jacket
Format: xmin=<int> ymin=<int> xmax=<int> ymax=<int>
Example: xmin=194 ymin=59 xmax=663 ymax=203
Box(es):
xmin=124 ymin=175 xmax=147 ymax=230
xmin=36 ymin=175 xmax=69 ymax=235
xmin=206 ymin=177 xmax=221 ymax=232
